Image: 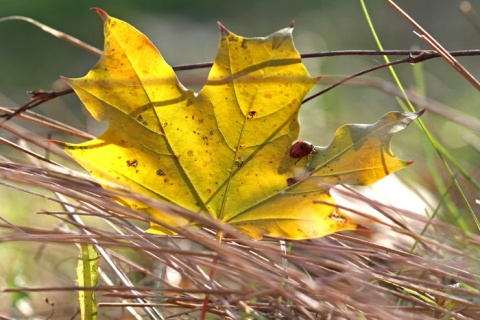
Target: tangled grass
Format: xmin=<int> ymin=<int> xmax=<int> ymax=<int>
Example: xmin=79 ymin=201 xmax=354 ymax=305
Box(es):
xmin=0 ymin=106 xmax=479 ymax=319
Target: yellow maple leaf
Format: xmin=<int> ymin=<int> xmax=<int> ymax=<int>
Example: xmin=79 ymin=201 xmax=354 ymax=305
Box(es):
xmin=58 ymin=9 xmax=421 ymax=240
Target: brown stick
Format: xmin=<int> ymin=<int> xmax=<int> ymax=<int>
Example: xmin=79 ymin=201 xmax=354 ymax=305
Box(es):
xmin=200 ymin=231 xmax=223 ymax=320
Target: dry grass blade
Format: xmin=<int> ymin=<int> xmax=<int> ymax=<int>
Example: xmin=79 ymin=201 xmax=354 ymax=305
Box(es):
xmin=320 ymin=76 xmax=480 ymax=132
xmin=1 ymin=151 xmax=480 ymax=318
xmin=0 ymin=16 xmax=102 ymax=57
xmin=388 ymin=0 xmax=480 ymax=90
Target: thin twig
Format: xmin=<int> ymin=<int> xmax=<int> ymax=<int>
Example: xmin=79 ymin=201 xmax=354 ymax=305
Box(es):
xmin=1 ymin=88 xmax=74 ymax=121
xmin=303 ymin=52 xmax=433 ymax=103
xmin=3 ymin=49 xmax=478 ymax=121
xmin=319 ymin=76 xmax=480 ymax=132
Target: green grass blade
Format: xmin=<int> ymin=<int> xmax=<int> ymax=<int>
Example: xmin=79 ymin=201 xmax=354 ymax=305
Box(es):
xmin=77 ymin=244 xmax=100 ymax=320
xmin=359 ymin=0 xmax=480 ymax=232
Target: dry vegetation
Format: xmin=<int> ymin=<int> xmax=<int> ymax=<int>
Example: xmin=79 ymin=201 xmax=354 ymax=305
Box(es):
xmin=1 ymin=2 xmax=480 ymax=319
xmin=1 ymin=104 xmax=480 ymax=319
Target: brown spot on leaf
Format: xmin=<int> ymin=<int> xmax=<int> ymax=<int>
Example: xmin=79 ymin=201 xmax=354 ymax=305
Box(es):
xmin=287 ymin=177 xmax=298 ymax=186
xmin=329 ymin=211 xmax=346 ymax=223
xmin=234 ymin=160 xmax=244 ymax=168
xmin=247 ymin=111 xmax=257 ymax=119
xmin=126 ymin=159 xmax=138 ymax=167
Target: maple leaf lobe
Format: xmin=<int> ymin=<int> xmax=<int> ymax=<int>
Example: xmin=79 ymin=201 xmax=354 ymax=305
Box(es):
xmin=91 ymin=8 xmax=108 ymax=22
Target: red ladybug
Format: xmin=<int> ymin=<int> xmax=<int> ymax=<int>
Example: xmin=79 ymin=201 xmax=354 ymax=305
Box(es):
xmin=289 ymin=140 xmax=314 ymax=159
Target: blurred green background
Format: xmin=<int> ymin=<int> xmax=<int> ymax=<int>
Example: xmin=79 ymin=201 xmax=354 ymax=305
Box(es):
xmin=1 ymin=0 xmax=478 ymax=144
xmin=1 ymin=0 xmax=478 ymax=206
xmin=0 ymin=0 xmax=479 ymax=318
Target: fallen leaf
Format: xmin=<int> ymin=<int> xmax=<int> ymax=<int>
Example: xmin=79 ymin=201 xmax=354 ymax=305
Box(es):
xmin=58 ymin=9 xmax=421 ymax=239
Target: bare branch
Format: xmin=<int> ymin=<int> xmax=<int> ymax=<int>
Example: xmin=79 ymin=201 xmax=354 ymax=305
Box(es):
xmin=2 ymin=49 xmax=479 ymax=120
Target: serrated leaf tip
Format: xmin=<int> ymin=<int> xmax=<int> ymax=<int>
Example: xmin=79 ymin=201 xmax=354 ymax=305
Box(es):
xmin=91 ymin=8 xmax=108 ymax=22
xmin=59 ymin=76 xmax=71 ymax=83
xmin=217 ymin=21 xmax=229 ymax=35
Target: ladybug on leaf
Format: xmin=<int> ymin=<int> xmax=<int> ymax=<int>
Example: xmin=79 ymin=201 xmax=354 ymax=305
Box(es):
xmin=290 ymin=140 xmax=315 ymax=162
